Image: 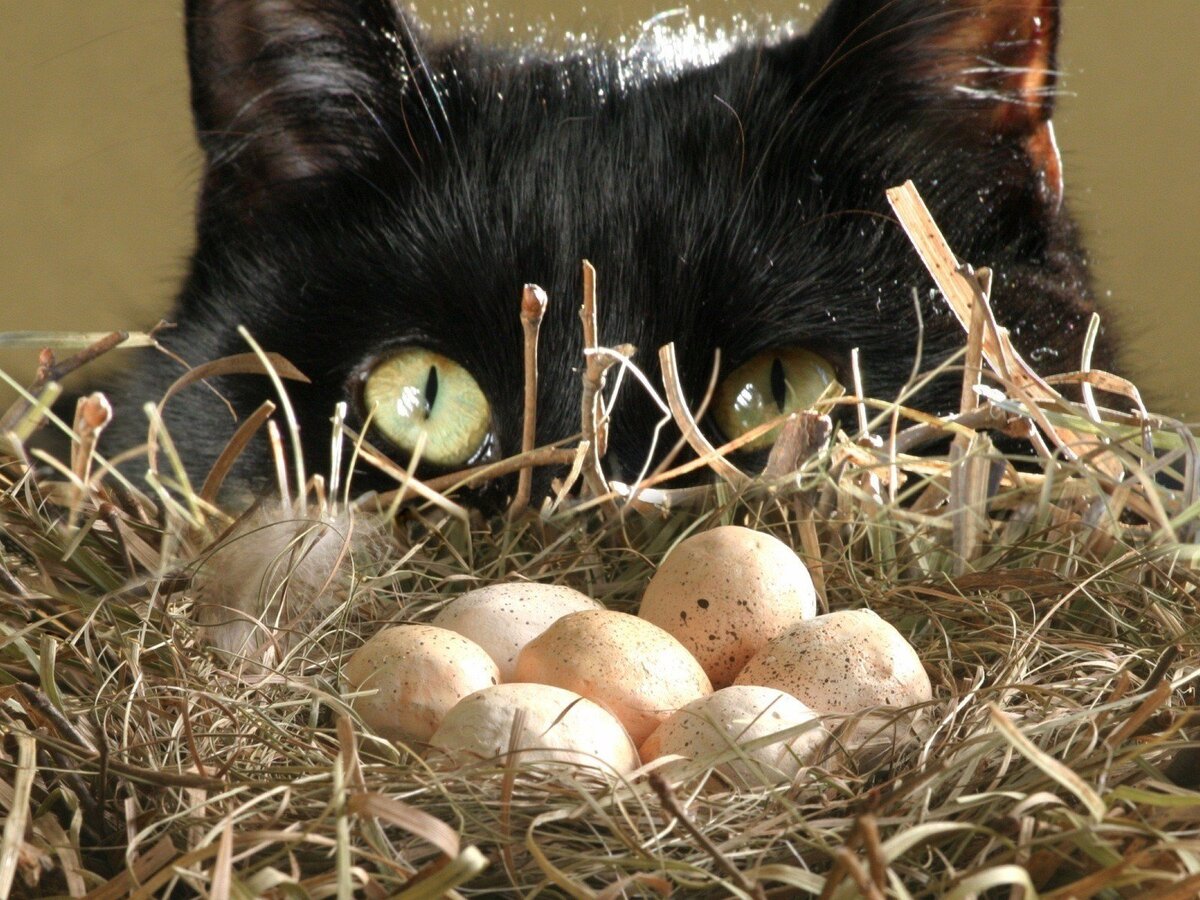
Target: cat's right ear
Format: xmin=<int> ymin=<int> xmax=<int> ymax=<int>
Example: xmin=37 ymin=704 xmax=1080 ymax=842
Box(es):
xmin=186 ymin=0 xmax=427 ymax=213
xmin=797 ymin=0 xmax=1068 ymax=209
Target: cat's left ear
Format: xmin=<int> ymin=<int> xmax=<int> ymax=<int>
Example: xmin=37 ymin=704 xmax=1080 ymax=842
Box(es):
xmin=186 ymin=0 xmax=426 ymax=212
xmin=802 ymin=0 xmax=1065 ymax=208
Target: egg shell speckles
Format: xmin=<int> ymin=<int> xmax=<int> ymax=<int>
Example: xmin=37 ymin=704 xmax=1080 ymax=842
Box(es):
xmin=431 ymin=583 xmax=602 ymax=681
xmin=514 ymin=609 xmax=713 ymax=745
xmin=639 ymin=685 xmax=827 ymax=787
xmin=430 ymin=682 xmax=639 ymax=775
xmin=638 ymin=525 xmax=817 ymax=688
xmin=734 ymin=609 xmax=931 ymax=715
xmin=343 ymin=624 xmax=500 ymax=744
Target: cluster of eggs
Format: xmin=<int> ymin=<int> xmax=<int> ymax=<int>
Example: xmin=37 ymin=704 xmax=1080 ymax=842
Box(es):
xmin=344 ymin=526 xmax=932 ymax=785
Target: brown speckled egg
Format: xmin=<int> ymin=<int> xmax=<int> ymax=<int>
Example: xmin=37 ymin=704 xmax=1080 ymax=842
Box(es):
xmin=734 ymin=610 xmax=931 ymax=716
xmin=431 ymin=583 xmax=601 ymax=681
xmin=638 ymin=525 xmax=817 ymax=688
xmin=639 ymin=685 xmax=827 ymax=787
xmin=514 ymin=609 xmax=713 ymax=745
xmin=343 ymin=624 xmax=499 ymax=744
xmin=431 ymin=683 xmax=639 ymax=775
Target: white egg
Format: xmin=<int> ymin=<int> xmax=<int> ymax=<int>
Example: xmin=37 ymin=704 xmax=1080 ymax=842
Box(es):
xmin=639 ymin=525 xmax=817 ymax=687
xmin=514 ymin=609 xmax=712 ymax=745
xmin=343 ymin=624 xmax=499 ymax=744
xmin=431 ymin=582 xmax=601 ymax=680
xmin=640 ymin=685 xmax=827 ymax=787
xmin=735 ymin=609 xmax=931 ymax=715
xmin=431 ymin=682 xmax=639 ymax=775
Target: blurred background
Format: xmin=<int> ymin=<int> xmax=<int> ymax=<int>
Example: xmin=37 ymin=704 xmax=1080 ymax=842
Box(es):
xmin=2 ymin=1 xmax=1198 ymax=418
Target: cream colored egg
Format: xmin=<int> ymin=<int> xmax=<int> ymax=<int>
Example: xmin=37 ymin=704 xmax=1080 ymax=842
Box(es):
xmin=639 ymin=525 xmax=817 ymax=688
xmin=639 ymin=685 xmax=827 ymax=787
xmin=734 ymin=610 xmax=931 ymax=716
xmin=430 ymin=683 xmax=639 ymax=775
xmin=431 ymin=583 xmax=601 ymax=681
xmin=343 ymin=624 xmax=500 ymax=744
xmin=514 ymin=610 xmax=713 ymax=745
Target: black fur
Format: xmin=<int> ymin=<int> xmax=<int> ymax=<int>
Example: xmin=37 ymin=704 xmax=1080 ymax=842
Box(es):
xmin=108 ymin=0 xmax=1112 ymax=504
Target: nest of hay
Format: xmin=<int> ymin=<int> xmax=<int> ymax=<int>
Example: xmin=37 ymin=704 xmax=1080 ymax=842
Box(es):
xmin=1 ymin=184 xmax=1197 ymax=898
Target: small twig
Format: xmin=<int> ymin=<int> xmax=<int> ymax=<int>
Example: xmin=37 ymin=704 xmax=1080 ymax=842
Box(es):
xmin=578 ymin=261 xmax=619 ymax=510
xmin=649 ymin=773 xmax=766 ymax=900
xmin=858 ymin=815 xmax=887 ymax=894
xmin=339 ymin=425 xmax=470 ymax=526
xmin=818 ymin=853 xmax=849 ymax=900
xmin=892 ymin=404 xmax=1017 ymax=454
xmin=834 ymin=847 xmax=884 ymax=900
xmin=14 ymin=685 xmax=108 ymax=830
xmin=39 ymin=331 xmax=130 ymax=387
xmin=763 ymin=413 xmax=832 ymax=479
xmin=68 ymin=392 xmax=112 ymax=525
xmin=581 ymin=410 xmax=805 ymax=511
xmin=371 ymin=445 xmax=578 ymax=507
xmin=0 ymin=331 xmax=130 ymax=436
xmin=510 ymin=285 xmax=548 ymax=518
xmin=15 ymin=682 xmax=95 ymax=754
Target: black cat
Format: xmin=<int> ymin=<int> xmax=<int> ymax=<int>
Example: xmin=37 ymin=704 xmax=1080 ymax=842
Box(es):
xmin=107 ymin=0 xmax=1112 ymax=505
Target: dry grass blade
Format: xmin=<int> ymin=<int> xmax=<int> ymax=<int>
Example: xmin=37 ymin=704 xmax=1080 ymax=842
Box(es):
xmin=157 ymin=350 xmax=311 ymax=411
xmin=658 ymin=342 xmax=750 ymax=490
xmin=346 ymin=793 xmax=461 ymax=859
xmin=886 ymin=181 xmax=1123 ymax=478
xmin=199 ymin=399 xmax=277 ymax=505
xmin=649 ymin=773 xmax=766 ymax=900
xmin=0 ymin=330 xmax=133 ymax=435
xmin=988 ymin=704 xmax=1106 ymax=823
xmin=0 ymin=330 xmax=155 ymax=350
xmin=0 ymin=733 xmax=36 ymax=898
xmin=83 ymin=837 xmax=177 ymax=900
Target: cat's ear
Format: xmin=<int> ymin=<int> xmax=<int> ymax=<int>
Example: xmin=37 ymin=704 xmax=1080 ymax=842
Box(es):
xmin=803 ymin=0 xmax=1065 ymax=206
xmin=185 ymin=0 xmax=423 ymax=209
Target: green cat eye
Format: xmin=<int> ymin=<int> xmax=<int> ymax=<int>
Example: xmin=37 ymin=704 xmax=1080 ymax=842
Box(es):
xmin=363 ymin=348 xmax=491 ymax=468
xmin=714 ymin=348 xmax=838 ymax=451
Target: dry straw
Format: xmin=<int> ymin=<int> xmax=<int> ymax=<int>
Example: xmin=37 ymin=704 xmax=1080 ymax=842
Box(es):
xmin=0 ymin=183 xmax=1197 ymax=897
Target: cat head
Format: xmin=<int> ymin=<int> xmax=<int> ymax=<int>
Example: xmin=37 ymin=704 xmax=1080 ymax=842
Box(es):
xmin=118 ymin=0 xmax=1106 ymax=505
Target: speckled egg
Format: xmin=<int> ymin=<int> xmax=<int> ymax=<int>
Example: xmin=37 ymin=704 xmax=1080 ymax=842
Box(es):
xmin=734 ymin=610 xmax=931 ymax=716
xmin=638 ymin=525 xmax=817 ymax=688
xmin=343 ymin=624 xmax=500 ymax=744
xmin=514 ymin=609 xmax=713 ymax=745
xmin=431 ymin=582 xmax=602 ymax=681
xmin=639 ymin=685 xmax=827 ymax=787
xmin=430 ymin=682 xmax=639 ymax=775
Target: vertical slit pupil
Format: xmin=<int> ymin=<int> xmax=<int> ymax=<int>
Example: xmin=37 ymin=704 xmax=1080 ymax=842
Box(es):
xmin=770 ymin=356 xmax=788 ymax=410
xmin=424 ymin=365 xmax=440 ymax=412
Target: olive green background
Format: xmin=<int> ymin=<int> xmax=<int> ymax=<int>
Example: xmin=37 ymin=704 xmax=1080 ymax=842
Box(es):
xmin=2 ymin=1 xmax=1198 ymax=417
